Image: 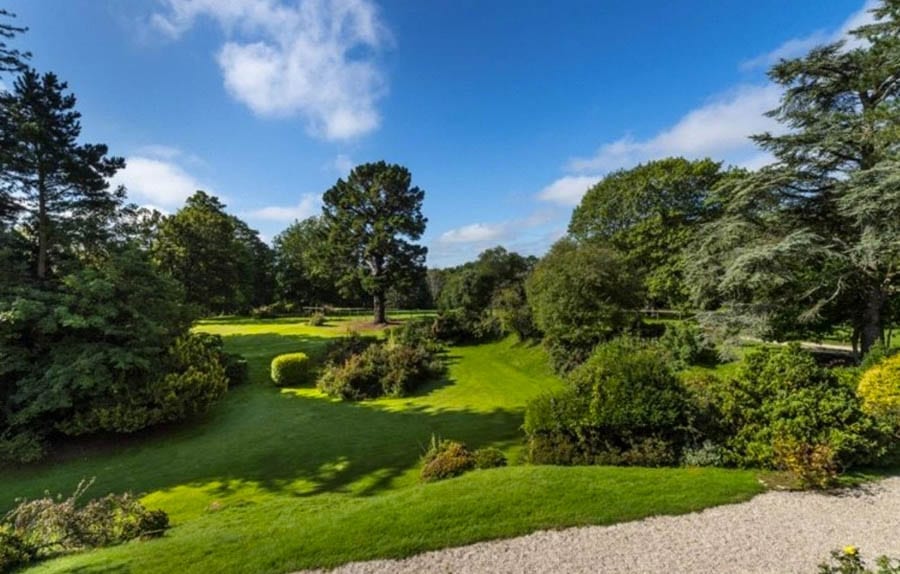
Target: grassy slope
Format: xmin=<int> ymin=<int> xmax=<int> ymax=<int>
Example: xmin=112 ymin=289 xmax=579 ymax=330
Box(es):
xmin=2 ymin=317 xmax=764 ymax=573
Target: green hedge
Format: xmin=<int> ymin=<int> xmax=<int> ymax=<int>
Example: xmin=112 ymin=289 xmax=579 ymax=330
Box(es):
xmin=271 ymin=353 xmax=312 ymax=387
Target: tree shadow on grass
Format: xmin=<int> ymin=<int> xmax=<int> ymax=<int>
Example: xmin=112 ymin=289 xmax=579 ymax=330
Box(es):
xmin=0 ymin=332 xmax=526 ymax=511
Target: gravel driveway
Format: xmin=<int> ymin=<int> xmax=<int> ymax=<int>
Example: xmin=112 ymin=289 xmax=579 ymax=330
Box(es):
xmin=302 ymin=476 xmax=900 ymax=574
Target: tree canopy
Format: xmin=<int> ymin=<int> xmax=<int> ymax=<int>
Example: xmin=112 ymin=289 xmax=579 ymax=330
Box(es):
xmin=322 ymin=161 xmax=427 ymax=323
xmin=688 ymin=1 xmax=900 ymax=354
xmin=0 ymin=70 xmax=125 ymax=280
xmin=153 ymin=191 xmax=273 ymax=314
xmin=569 ymin=157 xmax=726 ymax=308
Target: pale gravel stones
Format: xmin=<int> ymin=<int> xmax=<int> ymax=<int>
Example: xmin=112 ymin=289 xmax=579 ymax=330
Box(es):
xmin=302 ymin=476 xmax=900 ymax=574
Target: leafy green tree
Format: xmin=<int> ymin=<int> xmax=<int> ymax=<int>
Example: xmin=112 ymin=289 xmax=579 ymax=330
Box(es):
xmin=322 ymin=161 xmax=428 ymax=323
xmin=153 ymin=191 xmax=270 ymax=314
xmin=569 ymin=158 xmax=725 ymax=308
xmin=689 ymin=2 xmax=900 ymax=354
xmin=232 ymin=216 xmax=275 ymax=309
xmin=526 ymin=238 xmax=643 ymax=372
xmin=0 ymin=247 xmax=212 ymax=461
xmin=436 ymin=246 xmax=535 ymax=314
xmin=0 ymin=9 xmax=29 ymax=76
xmin=272 ymin=216 xmax=343 ymax=306
xmin=0 ymin=70 xmax=125 ymax=279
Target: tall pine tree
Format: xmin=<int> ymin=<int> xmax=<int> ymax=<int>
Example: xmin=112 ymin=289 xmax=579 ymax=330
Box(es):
xmin=322 ymin=162 xmax=427 ymax=324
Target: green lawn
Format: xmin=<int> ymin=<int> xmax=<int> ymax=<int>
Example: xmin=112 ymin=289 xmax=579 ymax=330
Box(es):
xmin=2 ymin=316 xmax=765 ymax=573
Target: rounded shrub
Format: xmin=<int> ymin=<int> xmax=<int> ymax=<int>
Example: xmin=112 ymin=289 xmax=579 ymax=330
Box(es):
xmin=420 ymin=439 xmax=476 ymax=482
xmin=308 ymin=311 xmax=326 ymax=326
xmin=524 ymin=337 xmax=689 ymax=466
xmin=270 ymin=353 xmax=312 ymax=387
xmin=858 ymin=354 xmax=900 ymax=424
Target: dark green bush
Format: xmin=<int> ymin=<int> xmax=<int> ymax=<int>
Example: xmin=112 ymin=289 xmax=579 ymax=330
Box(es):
xmin=659 ymin=322 xmax=718 ymax=368
xmin=318 ymin=341 xmax=443 ymax=400
xmin=712 ymin=345 xmax=879 ymax=484
xmin=270 ymin=353 xmax=312 ymax=387
xmin=0 ymin=432 xmax=46 ymax=465
xmin=57 ymin=333 xmax=229 ymax=436
xmin=324 ymin=332 xmax=378 ymax=366
xmin=473 ymin=447 xmax=508 ymax=469
xmin=432 ymin=309 xmax=501 ymax=344
xmin=524 ymin=337 xmax=690 ymax=466
xmin=420 ymin=438 xmax=476 ymax=481
xmin=223 ymin=354 xmax=249 ymax=386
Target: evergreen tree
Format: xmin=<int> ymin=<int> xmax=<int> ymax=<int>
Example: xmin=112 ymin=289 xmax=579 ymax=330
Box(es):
xmin=689 ymin=1 xmax=900 ymax=354
xmin=322 ymin=162 xmax=428 ymax=323
xmin=0 ymin=9 xmax=29 ymax=76
xmin=0 ymin=70 xmax=124 ymax=280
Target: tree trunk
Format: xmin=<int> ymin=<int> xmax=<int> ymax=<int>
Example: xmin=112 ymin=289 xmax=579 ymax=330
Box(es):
xmin=37 ymin=172 xmax=48 ymax=280
xmin=373 ymin=291 xmax=386 ymax=324
xmin=859 ymin=287 xmax=886 ymax=357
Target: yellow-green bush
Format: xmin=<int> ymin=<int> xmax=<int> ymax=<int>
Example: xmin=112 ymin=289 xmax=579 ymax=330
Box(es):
xmin=270 ymin=353 xmax=312 ymax=387
xmin=858 ymin=354 xmax=900 ymax=423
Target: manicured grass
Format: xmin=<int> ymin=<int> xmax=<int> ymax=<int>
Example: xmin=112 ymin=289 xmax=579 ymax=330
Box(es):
xmin=27 ymin=466 xmax=763 ymax=574
xmin=1 ymin=316 xmax=765 ymax=573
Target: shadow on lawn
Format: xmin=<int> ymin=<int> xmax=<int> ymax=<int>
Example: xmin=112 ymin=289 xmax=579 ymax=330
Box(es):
xmin=0 ymin=331 xmax=526 ymax=510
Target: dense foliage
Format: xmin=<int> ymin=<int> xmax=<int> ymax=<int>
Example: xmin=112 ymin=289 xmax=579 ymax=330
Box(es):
xmin=322 ymin=162 xmax=428 ymax=324
xmin=318 ymin=336 xmax=444 ymax=400
xmin=270 ymin=353 xmax=312 ymax=387
xmin=709 ymin=345 xmax=878 ymax=486
xmin=858 ymin=354 xmax=900 ymax=431
xmin=688 ymin=3 xmax=900 ymax=355
xmin=569 ymin=158 xmax=727 ymax=308
xmin=153 ymin=191 xmax=274 ymax=314
xmin=526 ymin=239 xmax=643 ymax=372
xmin=524 ymin=338 xmax=690 ymax=466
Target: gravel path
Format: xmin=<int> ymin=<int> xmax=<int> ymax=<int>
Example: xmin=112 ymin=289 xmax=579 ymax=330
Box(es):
xmin=303 ymin=477 xmax=900 ymax=574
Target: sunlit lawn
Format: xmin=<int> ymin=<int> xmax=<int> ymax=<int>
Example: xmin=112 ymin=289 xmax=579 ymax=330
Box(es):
xmin=1 ymin=315 xmax=765 ymax=574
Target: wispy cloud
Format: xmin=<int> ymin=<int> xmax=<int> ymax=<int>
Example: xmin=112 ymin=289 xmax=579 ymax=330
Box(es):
xmin=247 ymin=193 xmax=321 ymax=222
xmin=438 ymin=223 xmax=511 ymax=245
xmin=536 ymin=176 xmax=602 ymax=207
xmin=566 ymin=84 xmax=782 ymax=177
xmin=152 ymin=0 xmax=390 ymax=140
xmin=332 ymin=154 xmax=355 ymax=175
xmin=741 ymin=0 xmax=879 ymax=70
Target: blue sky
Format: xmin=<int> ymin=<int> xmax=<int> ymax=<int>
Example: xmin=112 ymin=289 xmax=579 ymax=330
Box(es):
xmin=3 ymin=0 xmax=876 ymax=266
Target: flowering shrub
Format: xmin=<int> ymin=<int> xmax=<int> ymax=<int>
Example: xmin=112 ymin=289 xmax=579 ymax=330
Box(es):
xmin=818 ymin=546 xmax=900 ymax=574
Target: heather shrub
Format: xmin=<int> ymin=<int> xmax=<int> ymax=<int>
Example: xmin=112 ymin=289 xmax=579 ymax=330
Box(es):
xmin=270 ymin=353 xmax=312 ymax=387
xmin=318 ymin=340 xmax=443 ymax=400
xmin=420 ymin=437 xmax=476 ymax=482
xmin=473 ymin=447 xmax=507 ymax=469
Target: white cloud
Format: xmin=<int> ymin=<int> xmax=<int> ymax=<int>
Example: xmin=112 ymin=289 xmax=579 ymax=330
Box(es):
xmin=152 ymin=0 xmax=389 ymax=140
xmin=438 ymin=223 xmax=510 ymax=245
xmin=564 ymin=84 xmax=783 ymax=178
xmin=333 ymin=153 xmax=354 ymax=175
xmin=741 ymin=0 xmax=879 ymax=70
xmin=248 ymin=193 xmax=320 ymax=222
xmin=113 ymin=156 xmax=209 ymax=210
xmin=536 ymin=176 xmax=602 ymax=207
